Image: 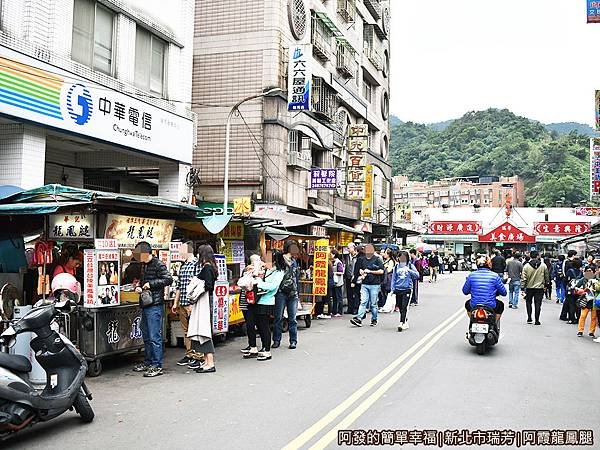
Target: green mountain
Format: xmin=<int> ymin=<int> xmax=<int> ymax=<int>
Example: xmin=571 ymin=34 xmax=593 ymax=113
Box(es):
xmin=389 ymin=108 xmax=591 ymax=206
xmin=544 ymin=122 xmax=597 ymax=137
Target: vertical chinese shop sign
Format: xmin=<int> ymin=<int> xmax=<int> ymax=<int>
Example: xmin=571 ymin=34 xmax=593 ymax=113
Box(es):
xmin=312 ymin=239 xmax=330 ymax=297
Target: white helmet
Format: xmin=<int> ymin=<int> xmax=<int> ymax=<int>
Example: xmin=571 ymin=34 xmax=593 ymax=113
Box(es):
xmin=51 ymin=273 xmax=81 ymax=302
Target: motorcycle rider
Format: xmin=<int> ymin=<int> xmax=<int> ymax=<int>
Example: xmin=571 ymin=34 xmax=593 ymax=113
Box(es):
xmin=462 ymin=255 xmax=507 ymax=327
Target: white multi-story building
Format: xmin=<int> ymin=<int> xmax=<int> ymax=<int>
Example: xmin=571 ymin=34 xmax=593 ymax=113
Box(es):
xmin=0 ymin=0 xmax=196 ymax=200
xmin=193 ymin=0 xmax=392 ymax=236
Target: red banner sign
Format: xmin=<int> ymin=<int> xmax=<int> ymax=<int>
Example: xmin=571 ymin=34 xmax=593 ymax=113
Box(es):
xmin=478 ymin=222 xmax=536 ymax=243
xmin=575 ymin=207 xmax=600 ymax=216
xmin=534 ymin=222 xmax=591 ymax=236
xmin=428 ymin=221 xmax=482 ymax=235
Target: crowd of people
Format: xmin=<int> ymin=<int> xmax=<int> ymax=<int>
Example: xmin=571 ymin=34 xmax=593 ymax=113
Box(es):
xmin=469 ymin=248 xmax=600 ymax=341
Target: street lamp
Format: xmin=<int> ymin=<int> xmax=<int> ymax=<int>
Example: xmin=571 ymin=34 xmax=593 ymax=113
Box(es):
xmin=223 ymin=87 xmax=283 ymax=212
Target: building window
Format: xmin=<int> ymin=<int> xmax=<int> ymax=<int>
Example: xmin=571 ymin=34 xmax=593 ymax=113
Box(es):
xmin=71 ymin=0 xmax=115 ymax=75
xmin=135 ymin=27 xmax=167 ymax=95
xmin=363 ymin=79 xmax=373 ymax=104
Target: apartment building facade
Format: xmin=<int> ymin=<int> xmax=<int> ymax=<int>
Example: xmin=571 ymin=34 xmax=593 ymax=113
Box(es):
xmin=394 ymin=175 xmax=525 ymax=214
xmin=193 ymin=0 xmax=391 ymax=229
xmin=0 ymin=0 xmax=196 ymax=200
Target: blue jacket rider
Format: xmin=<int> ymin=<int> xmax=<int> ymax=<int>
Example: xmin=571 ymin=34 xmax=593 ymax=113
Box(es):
xmin=462 ymin=256 xmax=507 ymax=320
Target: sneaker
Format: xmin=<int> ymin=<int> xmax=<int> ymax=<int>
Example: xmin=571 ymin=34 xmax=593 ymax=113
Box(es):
xmin=527 ymin=319 xmax=533 ymax=324
xmin=589 ymin=333 xmax=596 ymax=338
xmin=133 ymin=363 xmax=149 ymax=372
xmin=370 ymin=320 xmax=377 ymax=327
xmin=350 ymin=318 xmax=362 ymax=327
xmin=333 ymin=314 xmax=342 ymax=318
xmin=240 ymin=346 xmax=252 ymax=354
xmin=394 ymin=307 xmax=400 ymax=312
xmin=257 ymin=351 xmax=272 ymax=361
xmin=187 ymin=359 xmax=203 ymax=370
xmin=177 ymin=356 xmax=192 ymax=366
xmin=577 ymin=332 xmax=583 ymax=337
xmin=402 ymin=322 xmax=409 ymax=330
xmin=143 ymin=366 xmax=163 ymax=377
xmin=534 ymin=321 xmax=541 ymax=326
xmin=317 ymin=314 xmax=331 ymax=319
xmin=593 ymin=337 xmax=600 ymax=343
xmin=243 ymin=350 xmax=259 ymax=359
xmin=271 ymin=341 xmax=281 ymax=349
xmin=289 ymin=342 xmax=297 ymax=349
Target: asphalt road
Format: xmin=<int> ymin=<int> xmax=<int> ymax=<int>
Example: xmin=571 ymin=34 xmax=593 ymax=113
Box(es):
xmin=5 ymin=272 xmax=600 ymax=450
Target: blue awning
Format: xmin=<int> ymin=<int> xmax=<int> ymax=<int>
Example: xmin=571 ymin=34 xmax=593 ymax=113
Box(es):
xmin=0 ymin=201 xmax=90 ymax=215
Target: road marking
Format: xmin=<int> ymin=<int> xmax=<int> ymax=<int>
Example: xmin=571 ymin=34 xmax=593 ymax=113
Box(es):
xmin=282 ymin=307 xmax=465 ymax=450
xmin=309 ymin=313 xmax=465 ymax=450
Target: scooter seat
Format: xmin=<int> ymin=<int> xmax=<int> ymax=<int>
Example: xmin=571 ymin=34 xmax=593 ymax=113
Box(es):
xmin=0 ymin=352 xmax=32 ymax=373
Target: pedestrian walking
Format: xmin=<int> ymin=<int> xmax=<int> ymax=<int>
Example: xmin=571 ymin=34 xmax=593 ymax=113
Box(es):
xmin=575 ymin=266 xmax=598 ymax=338
xmin=132 ymin=241 xmax=173 ymax=377
xmin=331 ymin=250 xmax=345 ymax=318
xmin=543 ymin=255 xmax=553 ymax=300
xmin=491 ymin=249 xmax=506 ymax=278
xmin=345 ymin=243 xmax=359 ymax=314
xmin=172 ymin=241 xmax=203 ymax=369
xmin=187 ymin=244 xmax=218 ymax=374
xmin=428 ymin=251 xmax=440 ymax=283
xmin=273 ymin=240 xmax=301 ymax=349
xmin=521 ymin=250 xmax=549 ymax=326
xmin=553 ymin=255 xmax=567 ymax=304
xmin=244 ymin=250 xmax=287 ymax=361
xmin=448 ymin=254 xmax=456 ymax=274
xmin=350 ymin=244 xmax=384 ymax=327
xmin=564 ymin=258 xmax=583 ymax=324
xmin=391 ymin=251 xmax=419 ymax=331
xmin=409 ymin=249 xmax=421 ymax=305
xmin=379 ymin=248 xmax=395 ymax=309
xmin=506 ymin=252 xmax=523 ymax=309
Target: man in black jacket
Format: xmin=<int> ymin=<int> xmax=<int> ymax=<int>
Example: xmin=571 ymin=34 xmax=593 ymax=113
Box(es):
xmin=491 ymin=249 xmax=506 ymax=278
xmin=133 ymin=241 xmax=173 ymax=377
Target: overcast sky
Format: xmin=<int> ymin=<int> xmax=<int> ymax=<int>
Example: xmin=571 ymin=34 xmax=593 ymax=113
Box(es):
xmin=390 ymin=1 xmax=596 ymax=125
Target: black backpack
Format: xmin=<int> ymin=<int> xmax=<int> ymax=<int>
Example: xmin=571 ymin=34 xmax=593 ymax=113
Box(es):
xmin=279 ymin=265 xmax=296 ymax=295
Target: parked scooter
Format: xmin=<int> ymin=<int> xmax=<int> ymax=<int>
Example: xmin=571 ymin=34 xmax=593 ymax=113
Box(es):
xmin=466 ymin=304 xmax=499 ymax=355
xmin=0 ymin=273 xmax=93 ymax=441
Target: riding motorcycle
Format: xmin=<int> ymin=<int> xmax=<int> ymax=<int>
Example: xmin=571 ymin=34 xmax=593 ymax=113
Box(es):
xmin=0 ymin=273 xmax=94 ymax=441
xmin=467 ymin=304 xmax=499 ymax=355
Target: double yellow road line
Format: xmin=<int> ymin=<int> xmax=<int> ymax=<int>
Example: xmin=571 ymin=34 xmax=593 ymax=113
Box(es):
xmin=282 ymin=307 xmax=465 ymax=450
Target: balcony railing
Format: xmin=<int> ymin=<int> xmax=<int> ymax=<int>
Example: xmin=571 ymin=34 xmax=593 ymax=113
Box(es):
xmin=287 ymin=151 xmax=312 ymax=170
xmin=311 ymin=16 xmax=332 ymax=61
xmin=364 ymin=46 xmax=382 ymax=71
xmin=312 ymin=77 xmax=338 ymax=121
xmin=363 ymin=0 xmax=382 ymax=20
xmin=336 ymin=43 xmax=357 ymax=79
xmin=337 ymin=0 xmax=356 ymax=23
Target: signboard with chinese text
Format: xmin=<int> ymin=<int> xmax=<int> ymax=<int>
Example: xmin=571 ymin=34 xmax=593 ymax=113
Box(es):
xmin=348 ymin=124 xmax=369 ymax=137
xmin=347 ymin=167 xmax=366 ymax=182
xmin=49 ymin=214 xmax=94 ymax=241
xmin=169 ymin=242 xmax=184 ymax=261
xmin=0 ymin=48 xmax=193 ymax=164
xmin=94 ymin=239 xmax=118 ymax=250
xmin=312 ymin=239 xmax=330 ymax=297
xmin=478 ymin=222 xmax=536 ymax=243
xmin=212 ymin=281 xmax=229 ymax=334
xmin=233 ymin=197 xmax=252 ymax=216
xmin=591 ymin=139 xmax=600 ymax=199
xmin=395 ymin=203 xmax=412 ymax=223
xmin=215 ymin=254 xmax=227 ymax=281
xmin=311 ymin=226 xmax=327 ymax=237
xmin=218 ymin=222 xmax=244 ymax=240
xmin=222 ymin=240 xmax=245 ymax=265
xmin=104 ymin=214 xmax=174 ymax=249
xmin=428 ymin=221 xmax=482 ymax=235
xmin=347 ymin=153 xmax=367 ymax=168
xmin=588 ymin=0 xmax=600 ymax=23
xmin=361 ymin=165 xmax=374 ymax=220
xmin=83 ymin=249 xmax=120 ymax=308
xmin=287 ymin=45 xmax=312 ymax=111
xmin=534 ymin=222 xmax=591 ymax=236
xmin=346 ymin=124 xmax=368 ymax=201
xmin=310 ymin=169 xmax=338 ymax=190
xmin=347 ymin=136 xmax=368 ymax=152
xmin=346 ymin=182 xmax=366 ymax=200
xmin=576 ymin=207 xmax=600 ymax=216
xmin=339 ymin=232 xmax=355 ymax=247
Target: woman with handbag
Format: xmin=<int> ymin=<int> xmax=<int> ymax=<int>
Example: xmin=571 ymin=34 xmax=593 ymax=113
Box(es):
xmin=187 ymin=244 xmax=218 ymax=374
xmin=576 ymin=266 xmax=598 ymax=338
xmin=243 ymin=250 xmax=286 ymax=361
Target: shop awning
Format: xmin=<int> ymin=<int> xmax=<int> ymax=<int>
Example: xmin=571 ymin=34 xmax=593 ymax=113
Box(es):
xmin=249 ymin=210 xmax=325 ymax=228
xmin=0 ymin=201 xmax=90 ymax=215
xmin=324 ymin=221 xmax=363 ymax=234
xmin=314 ymin=12 xmax=343 ymax=36
xmin=264 ymin=227 xmax=320 ymax=242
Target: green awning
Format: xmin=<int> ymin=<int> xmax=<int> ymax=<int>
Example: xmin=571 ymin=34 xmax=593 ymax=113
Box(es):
xmin=315 ymin=12 xmax=343 ymax=36
xmin=336 ymin=37 xmax=357 ymax=54
xmin=0 ymin=201 xmax=90 ymax=215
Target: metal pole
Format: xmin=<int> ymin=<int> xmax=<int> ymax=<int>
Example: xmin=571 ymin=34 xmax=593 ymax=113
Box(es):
xmin=388 ymin=178 xmax=394 ymax=243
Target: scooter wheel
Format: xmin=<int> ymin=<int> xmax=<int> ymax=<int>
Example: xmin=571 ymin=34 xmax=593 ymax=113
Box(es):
xmin=476 ymin=343 xmax=486 ymax=355
xmin=304 ymin=315 xmax=312 ymax=328
xmin=87 ymin=359 xmax=102 ymax=377
xmin=73 ymin=391 xmax=95 ymax=423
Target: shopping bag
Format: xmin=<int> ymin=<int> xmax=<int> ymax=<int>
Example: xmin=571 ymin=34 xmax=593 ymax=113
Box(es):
xmin=381 ymin=292 xmax=395 ymax=313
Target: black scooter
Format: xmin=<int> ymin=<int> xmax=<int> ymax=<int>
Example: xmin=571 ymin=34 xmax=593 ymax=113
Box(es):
xmin=0 ymin=300 xmax=94 ymax=441
xmin=467 ymin=304 xmax=499 ymax=355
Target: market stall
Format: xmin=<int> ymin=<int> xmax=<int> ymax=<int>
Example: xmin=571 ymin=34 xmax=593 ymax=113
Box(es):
xmin=0 ymin=184 xmax=215 ymax=376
